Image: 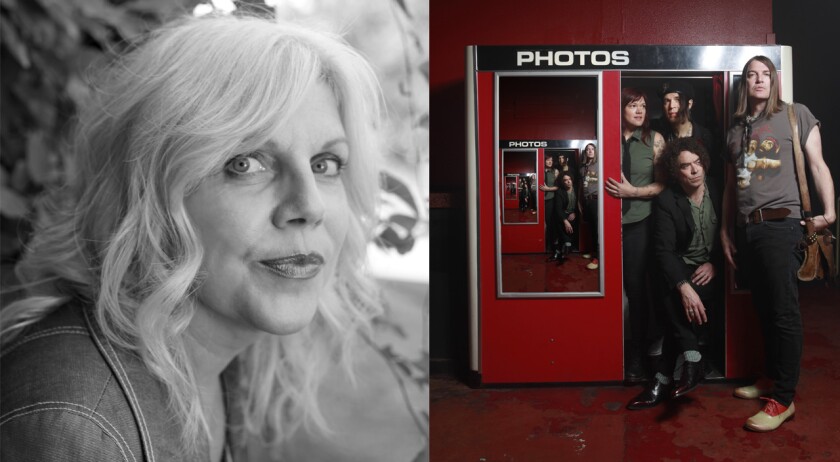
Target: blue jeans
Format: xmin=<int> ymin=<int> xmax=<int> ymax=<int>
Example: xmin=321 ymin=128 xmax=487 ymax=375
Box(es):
xmin=736 ymin=218 xmax=804 ymax=406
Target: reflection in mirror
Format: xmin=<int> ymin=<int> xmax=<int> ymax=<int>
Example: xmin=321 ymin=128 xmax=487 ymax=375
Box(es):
xmin=501 ymin=150 xmax=538 ymax=224
xmin=504 ymin=174 xmax=518 ymax=200
xmin=496 ymin=74 xmax=601 ymax=297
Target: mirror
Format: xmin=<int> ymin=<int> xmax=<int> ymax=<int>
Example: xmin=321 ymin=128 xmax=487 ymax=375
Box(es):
xmin=495 ymin=74 xmax=602 ymax=297
xmin=504 ymin=174 xmax=518 ymax=200
xmin=501 ymin=150 xmax=538 ymax=224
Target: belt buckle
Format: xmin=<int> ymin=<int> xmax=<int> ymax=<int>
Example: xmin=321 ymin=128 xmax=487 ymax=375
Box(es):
xmin=758 ymin=208 xmax=764 ymax=223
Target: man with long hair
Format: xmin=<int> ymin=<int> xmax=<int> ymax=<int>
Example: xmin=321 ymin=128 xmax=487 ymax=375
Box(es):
xmin=721 ymin=55 xmax=835 ymax=432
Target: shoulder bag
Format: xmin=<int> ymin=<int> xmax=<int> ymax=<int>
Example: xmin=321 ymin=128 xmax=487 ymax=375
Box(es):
xmin=787 ymin=103 xmax=836 ymax=281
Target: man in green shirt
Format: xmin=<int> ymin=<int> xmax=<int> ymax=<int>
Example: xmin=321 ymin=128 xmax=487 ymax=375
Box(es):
xmin=551 ymin=174 xmax=577 ymax=264
xmin=628 ymin=137 xmax=721 ymax=409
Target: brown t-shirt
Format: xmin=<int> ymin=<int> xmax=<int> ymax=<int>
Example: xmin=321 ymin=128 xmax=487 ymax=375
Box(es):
xmin=725 ymin=102 xmax=820 ymax=222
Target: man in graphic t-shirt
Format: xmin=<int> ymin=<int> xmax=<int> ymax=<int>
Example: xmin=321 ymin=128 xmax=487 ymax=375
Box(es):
xmin=721 ymin=56 xmax=835 ymax=432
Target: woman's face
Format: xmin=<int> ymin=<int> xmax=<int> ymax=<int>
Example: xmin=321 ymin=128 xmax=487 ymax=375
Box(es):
xmin=585 ymin=144 xmax=596 ymax=159
xmin=185 ymin=82 xmax=350 ymax=338
xmin=623 ymin=97 xmax=646 ymax=129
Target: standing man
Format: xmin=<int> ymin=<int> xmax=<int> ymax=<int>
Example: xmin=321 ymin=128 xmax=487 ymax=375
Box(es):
xmin=579 ymin=143 xmax=600 ymax=270
xmin=628 ymin=137 xmax=721 ymax=409
xmin=722 ymin=56 xmax=835 ymax=432
xmin=655 ymin=80 xmax=718 ymax=176
xmin=540 ymin=154 xmax=561 ymax=258
xmin=552 ymin=174 xmax=576 ymax=264
xmin=656 ymin=81 xmax=714 ymax=144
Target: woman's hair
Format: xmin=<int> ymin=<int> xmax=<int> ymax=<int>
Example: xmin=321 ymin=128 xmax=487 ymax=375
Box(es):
xmin=660 ymin=137 xmax=710 ymax=186
xmin=733 ymin=55 xmax=783 ymax=120
xmin=1 ymin=14 xmax=383 ymax=455
xmin=583 ymin=143 xmax=597 ymax=165
xmin=621 ymin=87 xmax=652 ymax=145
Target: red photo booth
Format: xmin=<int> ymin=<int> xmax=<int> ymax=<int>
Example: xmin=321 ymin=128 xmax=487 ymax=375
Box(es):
xmin=466 ymin=45 xmax=793 ymax=384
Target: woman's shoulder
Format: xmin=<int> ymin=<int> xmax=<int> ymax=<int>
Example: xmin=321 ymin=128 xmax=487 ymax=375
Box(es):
xmin=1 ymin=302 xmax=143 ymax=461
xmin=1 ymin=302 xmax=107 ymax=393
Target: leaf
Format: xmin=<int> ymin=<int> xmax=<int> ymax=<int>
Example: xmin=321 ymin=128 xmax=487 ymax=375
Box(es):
xmin=0 ymin=186 xmax=31 ymax=219
xmin=391 ymin=0 xmax=412 ymax=18
xmin=0 ymin=15 xmax=31 ymax=68
xmin=410 ymin=444 xmax=429 ymax=462
xmin=417 ymin=59 xmax=428 ymax=80
xmin=381 ymin=171 xmax=419 ymax=214
xmin=415 ymin=112 xmax=428 ymax=129
xmin=64 ymin=75 xmax=92 ymax=108
xmin=10 ymin=159 xmax=29 ymax=192
xmin=72 ymin=0 xmax=144 ymax=43
xmin=122 ymin=0 xmax=198 ymax=22
xmin=34 ymin=0 xmax=81 ymax=44
xmin=26 ymin=131 xmax=55 ymax=186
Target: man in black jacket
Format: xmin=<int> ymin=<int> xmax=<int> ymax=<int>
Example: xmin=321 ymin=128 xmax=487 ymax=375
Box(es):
xmin=628 ymin=137 xmax=721 ymax=409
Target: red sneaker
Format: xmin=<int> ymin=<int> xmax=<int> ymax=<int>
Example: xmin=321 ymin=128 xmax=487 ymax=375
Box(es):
xmin=744 ymin=398 xmax=795 ymax=432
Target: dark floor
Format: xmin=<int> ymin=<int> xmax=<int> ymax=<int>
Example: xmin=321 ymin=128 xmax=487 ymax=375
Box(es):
xmin=430 ymin=284 xmax=840 ymax=461
xmin=501 ymin=252 xmax=599 ymax=293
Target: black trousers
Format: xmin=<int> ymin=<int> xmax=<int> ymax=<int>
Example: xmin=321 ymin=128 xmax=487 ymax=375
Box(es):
xmin=736 ymin=218 xmax=804 ymax=407
xmin=544 ymin=198 xmax=556 ymax=252
xmin=623 ymin=217 xmax=657 ymax=351
xmin=661 ymin=267 xmax=717 ymax=353
xmin=583 ymin=195 xmax=599 ymax=254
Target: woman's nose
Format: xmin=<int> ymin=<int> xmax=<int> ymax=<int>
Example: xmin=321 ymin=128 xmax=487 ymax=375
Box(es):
xmin=271 ymin=168 xmax=326 ymax=228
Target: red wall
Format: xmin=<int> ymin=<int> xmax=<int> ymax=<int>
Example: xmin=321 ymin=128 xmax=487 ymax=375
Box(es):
xmin=499 ymin=76 xmax=598 ymax=140
xmin=502 ymin=151 xmax=534 ymax=174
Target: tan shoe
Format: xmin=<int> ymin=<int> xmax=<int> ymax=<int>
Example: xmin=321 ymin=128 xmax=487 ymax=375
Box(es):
xmin=734 ymin=378 xmax=772 ymax=399
xmin=744 ymin=399 xmax=795 ymax=432
xmin=586 ymin=258 xmax=599 ymax=270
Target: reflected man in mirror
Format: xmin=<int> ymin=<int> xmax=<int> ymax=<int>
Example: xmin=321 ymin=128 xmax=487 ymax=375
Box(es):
xmin=547 ymin=174 xmax=576 ymax=264
xmin=540 ymin=154 xmax=561 ymax=256
xmin=579 ymin=143 xmax=599 ymax=270
xmin=628 ymin=137 xmax=721 ymax=410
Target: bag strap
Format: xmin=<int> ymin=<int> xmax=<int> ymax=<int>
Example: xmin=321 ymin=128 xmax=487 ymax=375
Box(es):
xmin=787 ymin=104 xmax=816 ymax=235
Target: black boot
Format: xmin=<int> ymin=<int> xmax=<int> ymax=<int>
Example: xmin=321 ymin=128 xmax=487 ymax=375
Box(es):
xmin=627 ymin=380 xmax=672 ymax=410
xmin=624 ymin=353 xmax=646 ymax=386
xmin=672 ymin=360 xmax=704 ymax=398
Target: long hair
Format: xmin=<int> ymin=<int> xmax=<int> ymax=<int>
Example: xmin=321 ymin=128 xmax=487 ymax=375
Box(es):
xmin=621 ymin=87 xmax=652 ymax=145
xmin=733 ymin=55 xmax=783 ymax=121
xmin=1 ymin=14 xmax=383 ymax=456
xmin=582 ymin=143 xmax=597 ymax=166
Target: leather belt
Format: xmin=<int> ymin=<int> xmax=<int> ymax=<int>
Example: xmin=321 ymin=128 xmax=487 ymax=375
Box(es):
xmin=746 ymin=207 xmax=790 ymax=224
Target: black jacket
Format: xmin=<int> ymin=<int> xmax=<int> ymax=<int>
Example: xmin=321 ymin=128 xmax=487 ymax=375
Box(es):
xmin=653 ymin=178 xmax=722 ymax=289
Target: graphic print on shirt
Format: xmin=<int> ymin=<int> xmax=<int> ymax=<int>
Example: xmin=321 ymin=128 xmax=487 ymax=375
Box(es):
xmin=736 ymin=123 xmax=782 ymax=189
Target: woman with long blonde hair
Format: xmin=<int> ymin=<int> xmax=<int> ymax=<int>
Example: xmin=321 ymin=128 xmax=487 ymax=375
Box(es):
xmin=1 ymin=14 xmax=386 ymax=461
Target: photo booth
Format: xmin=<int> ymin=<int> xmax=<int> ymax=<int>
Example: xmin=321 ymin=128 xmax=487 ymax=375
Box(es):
xmin=466 ymin=45 xmax=793 ymax=384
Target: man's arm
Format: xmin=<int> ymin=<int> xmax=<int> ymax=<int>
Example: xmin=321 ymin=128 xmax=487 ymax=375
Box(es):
xmin=720 ymin=160 xmax=738 ymax=269
xmin=653 ymin=194 xmax=693 ymax=289
xmin=803 ymin=126 xmax=836 ymax=231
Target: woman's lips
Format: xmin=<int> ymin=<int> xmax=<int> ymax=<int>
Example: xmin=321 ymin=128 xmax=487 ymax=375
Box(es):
xmin=259 ymin=253 xmax=325 ymax=279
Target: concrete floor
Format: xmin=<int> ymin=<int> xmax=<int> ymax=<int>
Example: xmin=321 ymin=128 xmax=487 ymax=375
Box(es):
xmin=431 ymin=284 xmax=840 ymax=461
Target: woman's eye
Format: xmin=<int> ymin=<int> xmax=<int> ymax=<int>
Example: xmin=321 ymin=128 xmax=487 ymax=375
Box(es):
xmin=311 ymin=156 xmax=344 ymax=177
xmin=225 ymin=155 xmax=266 ymax=175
